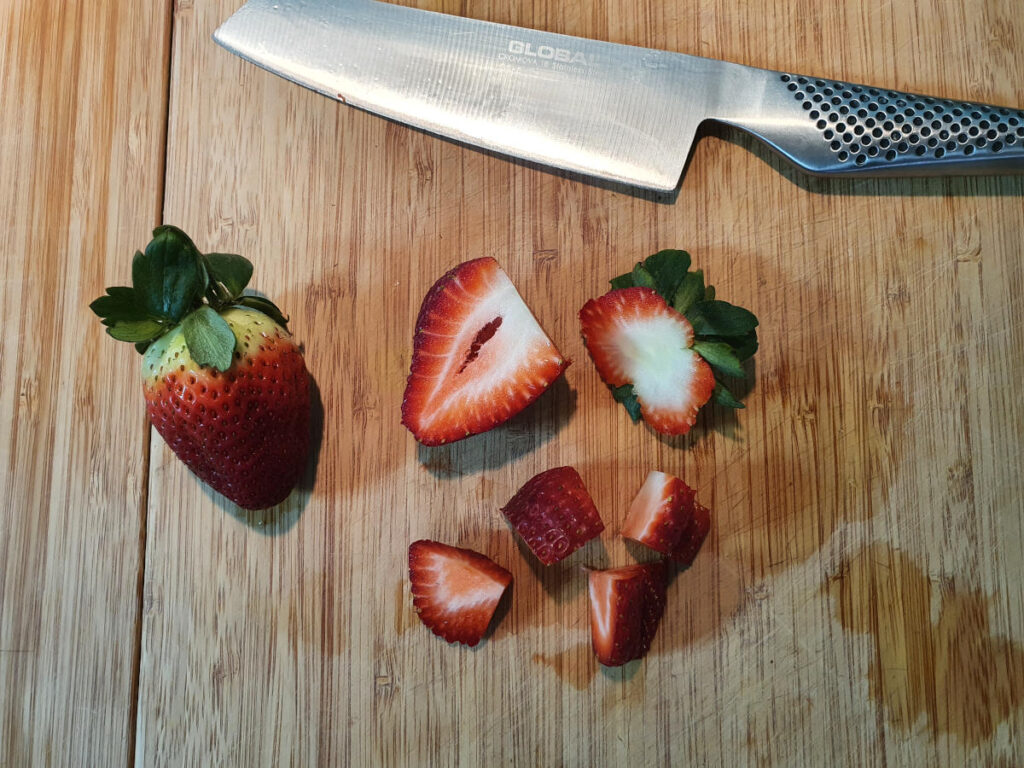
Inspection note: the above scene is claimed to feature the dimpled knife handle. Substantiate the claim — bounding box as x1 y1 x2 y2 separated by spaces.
732 70 1024 176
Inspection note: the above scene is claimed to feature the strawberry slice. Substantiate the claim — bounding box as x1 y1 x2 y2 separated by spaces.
500 466 605 565
621 470 711 566
587 562 668 667
408 540 513 646
579 287 715 436
402 257 568 445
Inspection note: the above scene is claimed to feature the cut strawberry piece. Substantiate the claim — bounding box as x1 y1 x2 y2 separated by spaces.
402 257 568 445
672 500 711 566
579 287 715 435
501 466 605 565
408 540 513 646
621 470 711 566
587 562 668 667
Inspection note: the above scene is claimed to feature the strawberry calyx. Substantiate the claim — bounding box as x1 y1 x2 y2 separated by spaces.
604 249 758 417
89 225 289 371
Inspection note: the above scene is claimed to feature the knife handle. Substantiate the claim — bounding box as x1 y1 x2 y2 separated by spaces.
721 70 1024 176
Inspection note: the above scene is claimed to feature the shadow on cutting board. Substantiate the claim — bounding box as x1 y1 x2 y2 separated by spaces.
416 377 577 478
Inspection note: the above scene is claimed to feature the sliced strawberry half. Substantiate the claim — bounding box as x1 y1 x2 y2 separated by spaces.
408 540 513 646
402 257 568 445
621 470 710 565
501 466 605 565
579 287 715 435
587 562 668 667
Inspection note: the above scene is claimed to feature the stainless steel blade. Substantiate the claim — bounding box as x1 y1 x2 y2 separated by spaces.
214 0 1024 190
214 0 736 191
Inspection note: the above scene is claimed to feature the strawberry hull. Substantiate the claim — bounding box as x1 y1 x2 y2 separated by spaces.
143 309 310 510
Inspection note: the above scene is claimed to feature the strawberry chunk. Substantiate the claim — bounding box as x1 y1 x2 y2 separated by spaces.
402 257 568 445
587 562 668 667
673 500 711 566
579 287 714 435
621 470 711 566
408 540 513 646
501 466 605 565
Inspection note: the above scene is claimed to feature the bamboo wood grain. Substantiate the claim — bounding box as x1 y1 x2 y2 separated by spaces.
134 1 1024 765
0 1 171 764
3 0 1023 765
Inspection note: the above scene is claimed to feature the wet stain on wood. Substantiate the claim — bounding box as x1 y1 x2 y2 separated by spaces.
828 543 1024 745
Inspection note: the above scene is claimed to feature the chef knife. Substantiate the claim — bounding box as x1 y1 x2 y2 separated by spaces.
214 0 1024 191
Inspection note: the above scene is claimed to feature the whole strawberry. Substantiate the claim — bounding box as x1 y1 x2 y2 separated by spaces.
90 226 310 509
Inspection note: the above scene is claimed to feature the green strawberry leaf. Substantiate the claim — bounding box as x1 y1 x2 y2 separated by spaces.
704 284 715 301
132 227 206 323
89 286 152 326
236 295 289 330
728 329 759 361
692 341 746 378
106 318 165 343
205 252 254 301
181 306 236 372
672 270 705 315
611 384 643 423
713 381 746 409
642 249 690 300
134 341 152 355
687 300 759 338
697 330 759 362
631 263 657 289
609 271 634 290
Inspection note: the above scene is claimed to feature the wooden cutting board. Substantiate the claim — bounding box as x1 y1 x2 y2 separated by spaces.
2 0 1022 765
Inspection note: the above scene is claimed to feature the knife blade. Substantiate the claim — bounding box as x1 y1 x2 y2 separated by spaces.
214 0 1024 191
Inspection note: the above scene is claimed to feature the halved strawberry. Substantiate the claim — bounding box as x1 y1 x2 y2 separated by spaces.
501 466 605 565
408 540 513 646
621 470 711 566
402 258 568 445
579 287 715 435
587 562 668 667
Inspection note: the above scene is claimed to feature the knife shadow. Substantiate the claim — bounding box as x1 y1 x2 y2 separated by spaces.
701 121 1024 197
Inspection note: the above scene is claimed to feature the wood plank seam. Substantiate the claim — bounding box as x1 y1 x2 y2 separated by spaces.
126 2 176 766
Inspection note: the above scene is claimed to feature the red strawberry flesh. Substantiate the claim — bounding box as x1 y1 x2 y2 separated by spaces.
409 540 513 646
621 470 711 565
143 308 310 510
501 466 605 565
402 257 568 445
579 287 714 435
587 562 668 667
672 500 711 566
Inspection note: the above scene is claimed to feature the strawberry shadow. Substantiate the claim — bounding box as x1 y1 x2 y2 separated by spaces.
600 659 643 681
417 377 577 477
513 531 609 610
198 482 302 534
